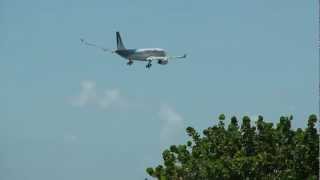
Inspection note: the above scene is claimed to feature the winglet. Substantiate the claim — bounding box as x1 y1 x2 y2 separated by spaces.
177 54 187 59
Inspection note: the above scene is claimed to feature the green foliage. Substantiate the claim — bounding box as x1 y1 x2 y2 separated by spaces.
146 114 319 180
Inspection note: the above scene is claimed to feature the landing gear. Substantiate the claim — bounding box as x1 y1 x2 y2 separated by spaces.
146 61 152 69
127 60 133 66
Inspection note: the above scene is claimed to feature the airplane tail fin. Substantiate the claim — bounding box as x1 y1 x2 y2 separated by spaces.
116 32 126 50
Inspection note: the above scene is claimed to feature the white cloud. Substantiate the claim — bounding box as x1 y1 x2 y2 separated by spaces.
70 82 186 149
71 81 97 107
99 89 122 109
159 104 185 149
64 134 78 142
70 80 126 110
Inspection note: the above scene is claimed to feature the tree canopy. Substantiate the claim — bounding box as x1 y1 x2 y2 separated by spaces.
146 114 319 180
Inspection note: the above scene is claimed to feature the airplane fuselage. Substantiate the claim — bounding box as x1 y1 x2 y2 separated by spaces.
115 48 166 61
81 32 186 68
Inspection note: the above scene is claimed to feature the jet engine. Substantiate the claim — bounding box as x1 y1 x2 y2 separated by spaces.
158 60 168 65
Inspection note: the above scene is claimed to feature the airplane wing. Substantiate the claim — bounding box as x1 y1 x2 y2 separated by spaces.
80 38 114 53
146 54 187 66
168 54 187 59
146 54 187 61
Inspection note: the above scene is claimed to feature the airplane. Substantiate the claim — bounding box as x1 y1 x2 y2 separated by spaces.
81 32 187 69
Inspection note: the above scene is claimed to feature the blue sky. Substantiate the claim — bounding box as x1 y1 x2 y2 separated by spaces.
0 0 318 179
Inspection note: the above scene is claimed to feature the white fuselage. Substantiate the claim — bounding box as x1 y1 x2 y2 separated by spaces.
115 48 167 61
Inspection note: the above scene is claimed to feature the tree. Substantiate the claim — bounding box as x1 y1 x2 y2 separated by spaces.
146 114 319 180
